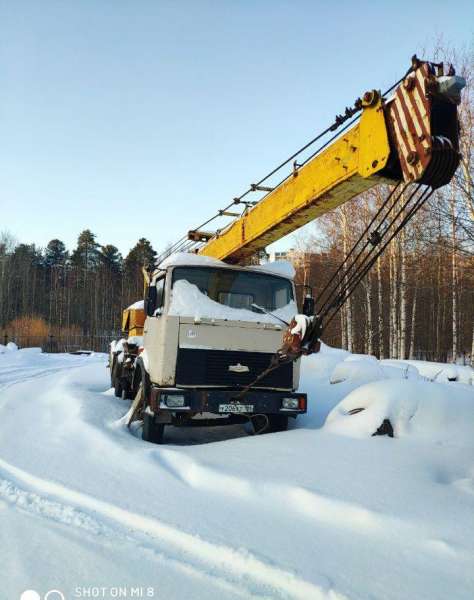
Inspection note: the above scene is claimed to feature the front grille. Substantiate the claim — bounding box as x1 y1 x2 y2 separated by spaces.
175 348 293 389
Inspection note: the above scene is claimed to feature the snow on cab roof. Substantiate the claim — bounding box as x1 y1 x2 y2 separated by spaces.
158 252 224 270
156 252 295 279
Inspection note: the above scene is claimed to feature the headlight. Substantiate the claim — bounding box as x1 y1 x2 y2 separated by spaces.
164 395 186 408
282 398 299 409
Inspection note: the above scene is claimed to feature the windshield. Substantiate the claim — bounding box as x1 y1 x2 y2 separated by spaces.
172 267 294 312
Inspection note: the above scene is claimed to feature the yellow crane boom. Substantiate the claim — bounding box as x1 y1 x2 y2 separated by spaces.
197 57 463 264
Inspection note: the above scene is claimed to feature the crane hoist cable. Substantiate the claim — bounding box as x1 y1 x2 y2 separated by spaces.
314 182 403 312
155 66 415 267
317 184 417 319
320 185 435 329
158 112 363 263
234 182 436 401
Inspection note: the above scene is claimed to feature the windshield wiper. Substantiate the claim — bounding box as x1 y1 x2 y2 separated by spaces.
251 303 289 326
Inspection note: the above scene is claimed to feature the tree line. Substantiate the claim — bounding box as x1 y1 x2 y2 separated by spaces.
291 45 473 363
1 44 472 360
0 230 156 347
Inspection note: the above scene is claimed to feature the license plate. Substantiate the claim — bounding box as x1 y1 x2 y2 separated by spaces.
218 403 254 414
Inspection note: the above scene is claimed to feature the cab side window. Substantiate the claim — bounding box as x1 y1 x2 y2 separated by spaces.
155 277 165 310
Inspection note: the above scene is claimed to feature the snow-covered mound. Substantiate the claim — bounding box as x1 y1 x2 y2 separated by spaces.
0 342 19 353
1 345 474 599
329 358 422 385
325 379 474 444
382 359 473 385
299 342 350 378
298 343 473 429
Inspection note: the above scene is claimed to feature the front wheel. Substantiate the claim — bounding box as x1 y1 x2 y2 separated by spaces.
267 415 288 432
142 412 165 444
114 377 123 398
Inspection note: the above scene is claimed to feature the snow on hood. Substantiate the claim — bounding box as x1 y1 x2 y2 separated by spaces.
169 279 297 324
126 300 144 310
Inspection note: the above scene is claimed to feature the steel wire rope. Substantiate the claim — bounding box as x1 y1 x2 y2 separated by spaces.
318 183 423 318
322 186 435 328
156 67 413 266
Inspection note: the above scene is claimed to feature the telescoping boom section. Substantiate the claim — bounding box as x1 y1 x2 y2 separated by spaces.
198 58 464 264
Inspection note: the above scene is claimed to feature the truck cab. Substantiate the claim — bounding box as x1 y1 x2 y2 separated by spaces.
134 254 307 443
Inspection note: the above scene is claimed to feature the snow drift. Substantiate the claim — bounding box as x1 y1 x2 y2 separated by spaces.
325 378 474 444
1 345 473 600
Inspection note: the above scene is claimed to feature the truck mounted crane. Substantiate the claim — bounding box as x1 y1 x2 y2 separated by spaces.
111 56 465 443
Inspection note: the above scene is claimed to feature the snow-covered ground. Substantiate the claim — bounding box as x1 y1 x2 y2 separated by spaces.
1 344 473 600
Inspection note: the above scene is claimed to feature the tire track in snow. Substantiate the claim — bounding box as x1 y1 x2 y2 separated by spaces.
156 448 467 556
0 365 72 392
0 478 258 600
157 449 397 534
0 457 346 600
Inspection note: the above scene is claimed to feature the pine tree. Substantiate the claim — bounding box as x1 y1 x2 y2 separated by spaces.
123 238 156 304
44 239 68 267
71 230 100 271
100 245 123 272
124 238 156 270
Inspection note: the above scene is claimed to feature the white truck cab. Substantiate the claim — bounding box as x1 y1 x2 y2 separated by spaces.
134 254 307 443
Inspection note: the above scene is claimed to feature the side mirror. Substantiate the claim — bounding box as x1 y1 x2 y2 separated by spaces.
145 286 157 317
302 294 315 317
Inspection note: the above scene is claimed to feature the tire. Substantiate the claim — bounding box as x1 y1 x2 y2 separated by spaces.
142 412 165 444
121 387 132 400
109 356 116 387
111 361 123 397
267 415 288 433
114 375 123 398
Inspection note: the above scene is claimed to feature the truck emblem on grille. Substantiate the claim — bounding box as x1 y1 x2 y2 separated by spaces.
228 363 249 373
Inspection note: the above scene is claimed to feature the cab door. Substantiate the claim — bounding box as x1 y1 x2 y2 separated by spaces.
143 274 179 386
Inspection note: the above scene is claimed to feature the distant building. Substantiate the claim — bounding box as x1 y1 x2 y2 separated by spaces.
267 250 293 263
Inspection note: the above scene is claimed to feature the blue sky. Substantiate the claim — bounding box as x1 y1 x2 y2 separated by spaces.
1 0 472 257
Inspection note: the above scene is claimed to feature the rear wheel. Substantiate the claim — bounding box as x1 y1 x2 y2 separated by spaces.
142 412 165 444
111 359 123 397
